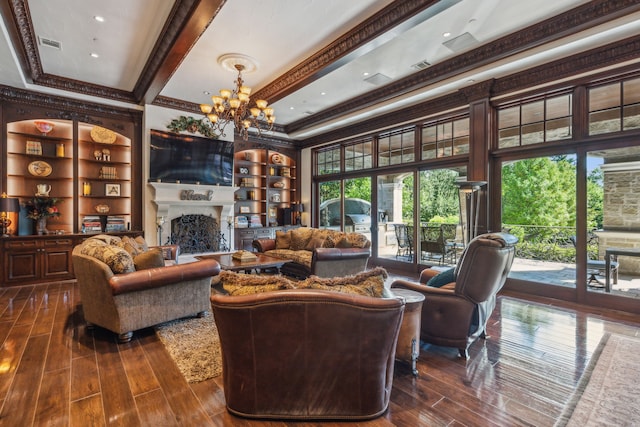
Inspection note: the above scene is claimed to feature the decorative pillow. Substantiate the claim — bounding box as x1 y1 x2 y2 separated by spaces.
121 236 145 256
159 246 174 260
298 267 388 297
133 248 165 271
134 235 149 252
88 234 123 247
426 268 456 288
335 237 352 248
345 232 370 248
219 270 297 296
305 236 326 250
80 240 135 274
321 230 340 248
275 230 291 249
290 227 314 251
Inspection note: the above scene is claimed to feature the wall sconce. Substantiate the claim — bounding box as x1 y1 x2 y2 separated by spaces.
455 181 486 246
156 216 166 245
0 193 20 237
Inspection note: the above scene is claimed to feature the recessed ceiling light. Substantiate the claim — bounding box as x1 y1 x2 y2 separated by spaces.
94 15 105 23
90 52 99 58
203 90 211 95
443 32 451 37
363 72 370 76
289 107 295 110
320 92 326 96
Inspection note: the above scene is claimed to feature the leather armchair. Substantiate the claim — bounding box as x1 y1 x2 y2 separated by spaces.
391 232 518 358
210 289 405 420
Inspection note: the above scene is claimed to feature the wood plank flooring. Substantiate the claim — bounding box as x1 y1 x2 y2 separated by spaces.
0 281 639 426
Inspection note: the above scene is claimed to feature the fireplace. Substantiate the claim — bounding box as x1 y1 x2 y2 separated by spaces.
170 214 228 253
149 182 236 253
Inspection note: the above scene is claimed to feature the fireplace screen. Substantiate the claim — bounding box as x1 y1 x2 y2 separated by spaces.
170 214 227 253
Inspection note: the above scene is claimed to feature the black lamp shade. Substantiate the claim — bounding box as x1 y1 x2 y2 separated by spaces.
0 197 20 213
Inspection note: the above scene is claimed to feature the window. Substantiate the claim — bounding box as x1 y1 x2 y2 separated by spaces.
421 117 469 159
344 139 373 171
316 146 341 175
589 77 640 135
378 128 415 166
498 93 572 148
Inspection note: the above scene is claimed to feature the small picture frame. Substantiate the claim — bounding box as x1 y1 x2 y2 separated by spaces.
239 206 250 213
105 183 121 197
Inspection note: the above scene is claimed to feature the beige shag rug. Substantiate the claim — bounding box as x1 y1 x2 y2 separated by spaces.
556 333 640 426
154 311 222 383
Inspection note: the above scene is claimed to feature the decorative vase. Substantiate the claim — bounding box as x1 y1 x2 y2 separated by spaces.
36 217 49 235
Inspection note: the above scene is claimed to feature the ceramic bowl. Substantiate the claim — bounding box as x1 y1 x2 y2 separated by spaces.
34 120 55 135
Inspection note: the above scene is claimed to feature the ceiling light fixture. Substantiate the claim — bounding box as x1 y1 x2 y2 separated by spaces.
90 52 99 58
199 54 275 141
94 16 105 22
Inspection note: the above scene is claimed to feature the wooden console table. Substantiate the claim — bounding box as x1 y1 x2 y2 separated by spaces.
605 247 640 292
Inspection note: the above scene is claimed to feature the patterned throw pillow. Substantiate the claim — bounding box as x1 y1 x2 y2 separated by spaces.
80 239 135 274
305 236 326 250
275 230 291 249
290 227 314 251
219 270 297 296
122 236 145 256
298 267 388 297
345 232 370 248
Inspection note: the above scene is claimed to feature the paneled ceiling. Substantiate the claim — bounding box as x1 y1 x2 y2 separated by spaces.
1 0 639 144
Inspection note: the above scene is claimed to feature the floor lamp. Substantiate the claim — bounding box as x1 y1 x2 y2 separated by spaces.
455 181 486 246
1 193 20 237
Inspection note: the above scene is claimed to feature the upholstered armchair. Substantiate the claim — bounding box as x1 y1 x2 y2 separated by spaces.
210 289 405 420
391 232 518 358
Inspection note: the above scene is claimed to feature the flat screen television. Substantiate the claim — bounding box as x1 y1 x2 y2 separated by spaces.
149 129 234 186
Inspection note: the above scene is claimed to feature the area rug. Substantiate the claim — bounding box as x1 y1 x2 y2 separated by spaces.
555 333 640 426
154 311 222 383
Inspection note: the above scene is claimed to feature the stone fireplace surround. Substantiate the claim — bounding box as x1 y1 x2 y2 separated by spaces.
149 182 237 252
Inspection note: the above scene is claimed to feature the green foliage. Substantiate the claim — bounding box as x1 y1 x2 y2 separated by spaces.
502 157 576 227
344 178 371 201
167 116 219 139
587 167 603 229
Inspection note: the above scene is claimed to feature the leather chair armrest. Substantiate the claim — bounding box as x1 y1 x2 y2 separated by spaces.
391 279 454 295
419 268 440 284
108 259 220 295
313 247 370 261
253 239 276 252
150 244 180 261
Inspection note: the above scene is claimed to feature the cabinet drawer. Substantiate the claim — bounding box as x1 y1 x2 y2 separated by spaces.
43 239 73 247
238 229 256 238
5 240 38 249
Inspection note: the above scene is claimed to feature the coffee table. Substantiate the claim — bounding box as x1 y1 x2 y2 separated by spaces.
196 252 288 273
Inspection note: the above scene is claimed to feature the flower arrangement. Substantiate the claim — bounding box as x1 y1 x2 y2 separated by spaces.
25 197 62 220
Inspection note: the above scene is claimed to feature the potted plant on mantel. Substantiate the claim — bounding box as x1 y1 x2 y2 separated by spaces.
25 196 62 235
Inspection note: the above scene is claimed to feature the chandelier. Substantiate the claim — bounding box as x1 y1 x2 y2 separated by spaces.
199 56 276 141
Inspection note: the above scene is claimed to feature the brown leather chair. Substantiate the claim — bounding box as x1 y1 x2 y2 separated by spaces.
391 232 518 358
210 290 405 420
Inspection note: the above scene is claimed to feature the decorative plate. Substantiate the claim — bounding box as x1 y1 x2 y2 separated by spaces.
90 126 117 144
271 153 283 164
33 120 55 135
95 204 110 213
28 160 53 177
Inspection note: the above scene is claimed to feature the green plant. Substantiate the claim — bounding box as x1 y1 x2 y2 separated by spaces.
166 116 218 139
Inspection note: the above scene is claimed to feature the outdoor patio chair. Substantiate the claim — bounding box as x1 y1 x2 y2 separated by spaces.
570 235 619 288
420 224 455 265
394 223 413 260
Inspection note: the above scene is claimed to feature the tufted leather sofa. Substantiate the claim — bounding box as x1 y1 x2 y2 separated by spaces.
210 289 405 420
72 236 220 342
252 227 371 279
391 232 518 358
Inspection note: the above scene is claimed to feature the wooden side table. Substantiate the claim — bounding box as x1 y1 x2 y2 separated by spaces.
392 288 425 376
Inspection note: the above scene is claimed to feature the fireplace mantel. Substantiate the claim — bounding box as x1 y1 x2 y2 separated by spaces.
149 182 237 248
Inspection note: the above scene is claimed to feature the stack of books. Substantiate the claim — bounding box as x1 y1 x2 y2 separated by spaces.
105 216 126 232
235 216 248 228
249 214 262 228
82 216 102 233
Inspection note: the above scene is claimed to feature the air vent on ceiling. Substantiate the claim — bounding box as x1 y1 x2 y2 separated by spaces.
442 32 478 53
364 73 392 86
38 36 62 50
411 60 431 70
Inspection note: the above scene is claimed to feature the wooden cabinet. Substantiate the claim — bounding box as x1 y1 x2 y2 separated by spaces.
3 236 74 286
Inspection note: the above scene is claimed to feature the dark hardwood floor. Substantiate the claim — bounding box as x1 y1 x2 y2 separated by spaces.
1 281 639 426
